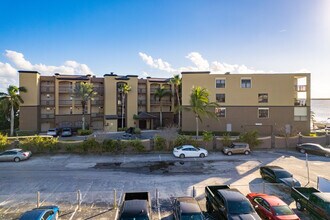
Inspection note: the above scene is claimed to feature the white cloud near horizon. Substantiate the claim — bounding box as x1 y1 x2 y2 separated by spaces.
139 51 266 74
0 50 94 92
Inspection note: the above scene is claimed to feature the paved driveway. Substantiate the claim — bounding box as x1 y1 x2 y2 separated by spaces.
0 150 329 219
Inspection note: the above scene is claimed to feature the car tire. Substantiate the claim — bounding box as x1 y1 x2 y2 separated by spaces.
227 151 232 156
14 157 20 162
179 154 185 159
300 149 305 154
296 201 304 211
200 153 205 158
244 150 250 155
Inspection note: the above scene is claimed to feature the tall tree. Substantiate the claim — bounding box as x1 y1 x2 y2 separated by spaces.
154 86 172 128
73 82 97 130
0 85 27 136
170 74 182 128
118 83 131 129
185 86 219 137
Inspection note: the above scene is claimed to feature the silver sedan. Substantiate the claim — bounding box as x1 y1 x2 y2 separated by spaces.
0 148 32 162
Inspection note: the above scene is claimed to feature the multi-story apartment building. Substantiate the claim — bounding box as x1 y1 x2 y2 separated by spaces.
19 71 175 132
181 71 311 135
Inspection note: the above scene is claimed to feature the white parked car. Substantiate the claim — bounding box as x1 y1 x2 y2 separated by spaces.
47 128 59 137
173 145 208 159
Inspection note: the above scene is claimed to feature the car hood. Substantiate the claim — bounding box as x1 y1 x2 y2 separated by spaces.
229 213 261 220
279 177 301 187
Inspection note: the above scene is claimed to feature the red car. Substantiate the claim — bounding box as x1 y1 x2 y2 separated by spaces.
246 193 300 220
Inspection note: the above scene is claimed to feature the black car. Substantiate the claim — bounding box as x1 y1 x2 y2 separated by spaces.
173 197 205 220
296 143 330 157
260 166 301 187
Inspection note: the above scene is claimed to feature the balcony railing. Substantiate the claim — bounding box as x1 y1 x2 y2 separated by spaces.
59 86 73 93
93 87 104 93
59 100 73 105
150 100 172 105
91 113 104 118
40 100 55 106
40 86 55 93
138 100 147 105
138 88 147 93
41 114 55 119
91 100 104 105
294 85 307 92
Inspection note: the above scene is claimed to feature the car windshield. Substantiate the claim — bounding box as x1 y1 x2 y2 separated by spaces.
181 213 204 220
63 129 70 131
48 129 55 132
228 200 254 214
273 205 294 216
275 171 292 178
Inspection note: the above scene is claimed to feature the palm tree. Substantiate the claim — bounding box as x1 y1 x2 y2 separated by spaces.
0 85 27 136
154 86 172 128
170 74 182 128
73 82 97 130
185 86 219 137
118 83 131 129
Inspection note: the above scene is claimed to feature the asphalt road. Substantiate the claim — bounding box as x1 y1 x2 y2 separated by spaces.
0 150 329 220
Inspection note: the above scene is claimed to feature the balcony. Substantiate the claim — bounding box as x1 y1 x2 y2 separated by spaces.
150 100 172 105
41 86 55 93
59 100 73 106
91 113 104 118
138 100 147 105
294 85 307 92
138 88 147 93
40 100 55 106
41 114 55 119
93 87 104 93
91 100 104 105
59 86 73 93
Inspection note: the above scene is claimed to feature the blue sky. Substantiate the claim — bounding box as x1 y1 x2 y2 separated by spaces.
0 0 329 97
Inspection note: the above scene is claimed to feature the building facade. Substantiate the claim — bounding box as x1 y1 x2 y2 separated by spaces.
181 71 311 135
19 71 175 132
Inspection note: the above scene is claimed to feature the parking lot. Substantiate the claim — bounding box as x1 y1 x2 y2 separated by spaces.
0 150 329 219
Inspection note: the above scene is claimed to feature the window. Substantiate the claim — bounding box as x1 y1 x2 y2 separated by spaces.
216 94 225 103
294 107 307 121
241 79 251 88
258 93 268 103
258 108 269 118
216 79 226 88
215 108 226 117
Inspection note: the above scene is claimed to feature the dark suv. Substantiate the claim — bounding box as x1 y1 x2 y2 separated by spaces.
260 166 301 187
173 197 205 220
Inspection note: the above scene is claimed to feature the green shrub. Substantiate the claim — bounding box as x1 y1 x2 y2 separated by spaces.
20 135 59 153
15 130 38 136
179 130 240 136
134 127 141 134
78 129 93 136
174 135 197 147
221 134 233 147
103 139 125 153
154 135 166 151
81 138 101 153
202 131 213 142
238 130 261 148
117 127 127 132
126 139 145 152
0 134 9 151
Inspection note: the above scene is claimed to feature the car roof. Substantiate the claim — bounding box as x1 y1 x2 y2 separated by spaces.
232 142 248 145
218 189 246 201
261 165 284 171
176 197 201 213
34 205 58 211
20 209 46 220
301 143 323 147
255 194 287 206
182 145 194 148
121 200 149 216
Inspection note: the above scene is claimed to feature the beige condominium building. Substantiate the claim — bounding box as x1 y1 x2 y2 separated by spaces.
19 71 175 132
181 71 311 135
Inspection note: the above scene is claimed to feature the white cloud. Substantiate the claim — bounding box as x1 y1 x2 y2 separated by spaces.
138 52 175 73
185 52 209 70
0 61 19 92
4 50 93 75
